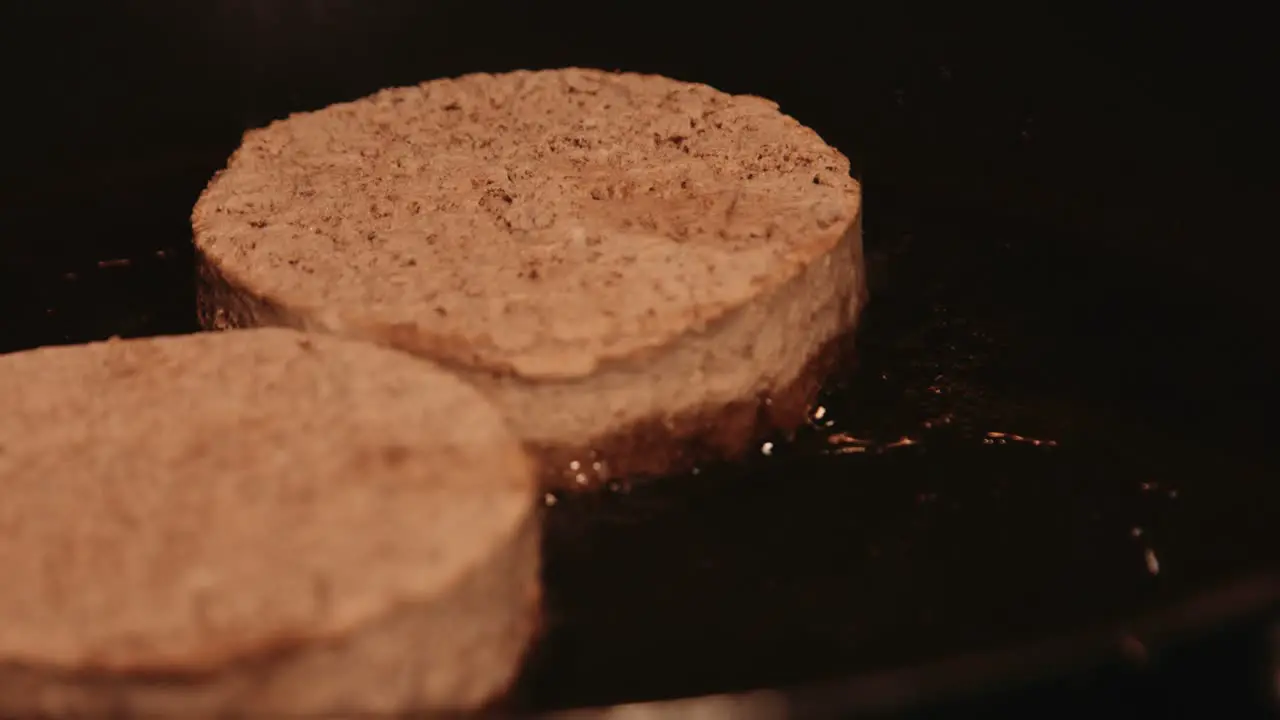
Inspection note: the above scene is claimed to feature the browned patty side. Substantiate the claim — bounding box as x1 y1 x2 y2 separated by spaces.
196 247 862 490
532 326 857 490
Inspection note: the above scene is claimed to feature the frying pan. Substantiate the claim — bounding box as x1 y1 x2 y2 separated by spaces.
2 3 1277 716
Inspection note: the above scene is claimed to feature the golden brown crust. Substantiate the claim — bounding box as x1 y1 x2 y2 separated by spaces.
533 315 857 491
196 247 860 492
194 247 295 332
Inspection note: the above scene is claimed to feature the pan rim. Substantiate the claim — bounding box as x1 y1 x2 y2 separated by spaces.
533 571 1280 718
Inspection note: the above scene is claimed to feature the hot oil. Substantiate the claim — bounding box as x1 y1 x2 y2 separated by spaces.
4 190 1275 715
521 196 1280 711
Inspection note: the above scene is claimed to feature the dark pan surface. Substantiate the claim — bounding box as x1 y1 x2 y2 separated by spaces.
520 191 1280 710
3 182 1275 714
1 3 1277 716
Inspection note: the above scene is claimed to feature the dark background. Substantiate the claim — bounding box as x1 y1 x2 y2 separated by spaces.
1 4 1275 272
0 3 1276 717
1 3 1276 385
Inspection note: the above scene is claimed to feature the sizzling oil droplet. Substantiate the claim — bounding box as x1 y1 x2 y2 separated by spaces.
559 455 611 486
813 398 1062 457
985 431 1058 447
823 433 922 455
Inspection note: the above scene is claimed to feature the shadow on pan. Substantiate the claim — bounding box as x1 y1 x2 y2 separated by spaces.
1 3 1277 717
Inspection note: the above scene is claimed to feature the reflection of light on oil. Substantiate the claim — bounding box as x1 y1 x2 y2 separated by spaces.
984 431 1058 447
761 442 774 456
824 433 918 455
1144 548 1160 575
1131 528 1160 575
543 493 558 507
809 404 835 428
825 432 869 455
559 456 611 486
828 433 868 446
